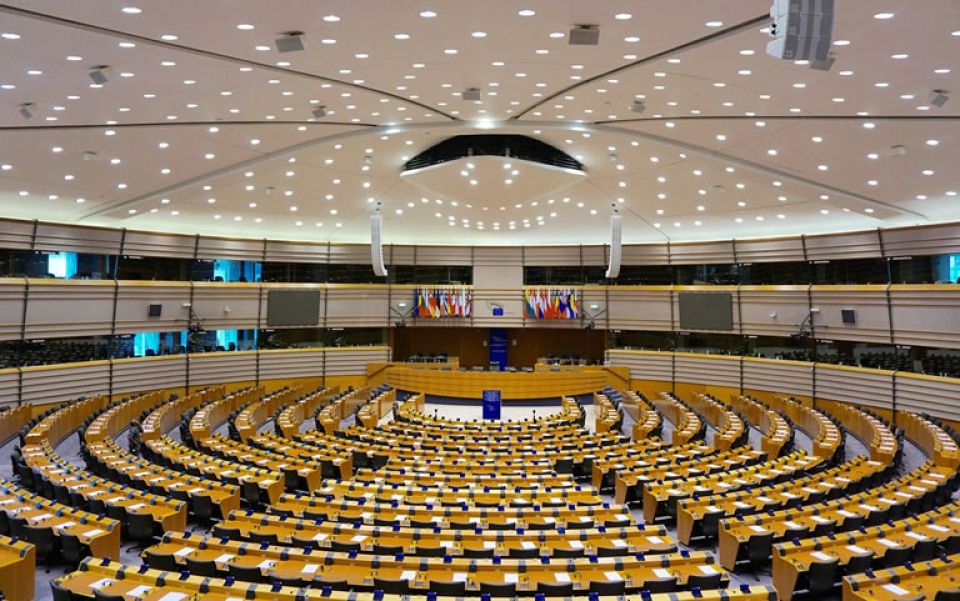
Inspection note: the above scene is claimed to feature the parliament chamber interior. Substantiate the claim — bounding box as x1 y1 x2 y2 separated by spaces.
1 1 960 600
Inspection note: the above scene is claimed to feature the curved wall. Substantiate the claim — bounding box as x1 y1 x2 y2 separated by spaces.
0 346 390 407
607 349 960 423
4 280 960 349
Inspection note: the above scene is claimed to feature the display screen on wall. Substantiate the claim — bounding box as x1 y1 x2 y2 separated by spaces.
266 290 321 326
524 288 580 320
414 287 473 318
678 291 733 331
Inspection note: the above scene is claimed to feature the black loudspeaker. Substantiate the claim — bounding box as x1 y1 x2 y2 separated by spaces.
148 304 162 318
841 309 856 325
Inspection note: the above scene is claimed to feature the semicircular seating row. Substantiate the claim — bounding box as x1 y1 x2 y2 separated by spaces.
0 372 958 601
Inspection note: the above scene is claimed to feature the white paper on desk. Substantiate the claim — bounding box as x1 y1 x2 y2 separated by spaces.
877 538 898 548
503 573 519 584
483 541 497 549
611 539 627 548
54 521 76 530
257 560 275 569
929 525 950 533
440 541 454 548
84 529 105 537
699 566 719 575
521 541 536 550
126 585 152 597
749 525 767 533
554 573 571 583
569 540 584 549
646 536 663 544
400 570 417 581
847 545 870 555
905 531 928 540
811 551 832 561
89 579 113 590
810 516 830 524
653 568 672 579
882 584 910 596
543 517 555 524
312 533 328 541
302 564 320 575
351 535 367 543
158 593 188 601
604 571 623 582
32 513 53 521
173 547 195 557
452 573 468 583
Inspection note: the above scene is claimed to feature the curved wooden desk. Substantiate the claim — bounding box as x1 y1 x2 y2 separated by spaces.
385 366 610 400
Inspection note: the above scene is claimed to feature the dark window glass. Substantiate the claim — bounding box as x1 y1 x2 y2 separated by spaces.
612 265 673 285
810 258 889 284
739 262 810 285
117 256 190 281
674 264 740 285
259 327 386 349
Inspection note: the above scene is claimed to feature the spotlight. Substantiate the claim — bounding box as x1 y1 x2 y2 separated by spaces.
275 31 306 53
630 100 646 114
89 65 112 85
931 89 950 108
312 105 327 119
569 25 600 46
18 103 34 120
462 87 482 101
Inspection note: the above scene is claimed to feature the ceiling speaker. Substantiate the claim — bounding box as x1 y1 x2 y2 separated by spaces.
931 91 949 108
462 88 482 101
605 213 622 279
371 213 388 277
569 25 599 46
89 66 112 85
312 106 327 119
275 32 306 53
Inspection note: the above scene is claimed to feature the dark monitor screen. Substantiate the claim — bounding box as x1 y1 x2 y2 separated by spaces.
267 290 321 326
678 291 734 331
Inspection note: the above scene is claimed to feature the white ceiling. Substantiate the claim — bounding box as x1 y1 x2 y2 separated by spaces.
0 0 957 245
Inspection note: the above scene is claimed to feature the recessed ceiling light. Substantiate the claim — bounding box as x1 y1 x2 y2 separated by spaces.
394 33 410 40
705 20 723 27
891 53 909 60
1 32 21 40
121 6 142 14
419 10 437 18
236 23 255 30
323 14 340 22
615 13 632 20
472 31 487 38
926 139 940 146
873 12 895 19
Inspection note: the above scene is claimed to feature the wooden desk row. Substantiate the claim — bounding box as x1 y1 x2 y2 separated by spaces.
625 391 662 441
246 432 354 480
82 390 242 519
350 466 577 490
55 558 778 601
0 533 33 601
0 481 120 560
140 386 226 442
142 436 285 506
270 493 637 530
898 411 960 469
773 500 960 599
819 399 899 464
147 531 730 593
730 396 792 459
653 394 703 447
275 386 342 438
770 395 843 460
675 455 887 545
594 393 622 434
393 396 585 434
843 553 960 601
188 385 268 441
613 446 767 505
21 396 188 533
688 394 746 452
717 461 957 571
316 387 372 434
235 385 324 443
357 389 399 429
218 510 677 557
641 450 826 522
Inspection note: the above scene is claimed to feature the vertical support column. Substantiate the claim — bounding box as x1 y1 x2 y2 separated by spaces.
254 238 267 386
185 234 200 397
107 228 127 398
16 220 39 405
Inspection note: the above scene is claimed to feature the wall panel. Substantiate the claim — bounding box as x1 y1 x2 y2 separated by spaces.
112 356 186 395
115 282 191 335
742 358 812 398
24 280 116 339
328 244 371 264
415 246 473 266
122 230 196 259
895 373 960 422
325 347 391 376
735 237 806 264
890 285 960 349
606 287 673 331
0 279 25 341
675 353 739 388
670 241 736 265
0 219 36 251
621 243 670 266
816 364 893 411
605 350 673 382
805 230 881 261
34 223 121 255
882 223 960 257
197 237 264 261
0 369 18 405
189 352 257 386
810 286 890 344
264 240 330 264
192 283 261 330
324 286 387 328
738 285 810 337
21 361 110 405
